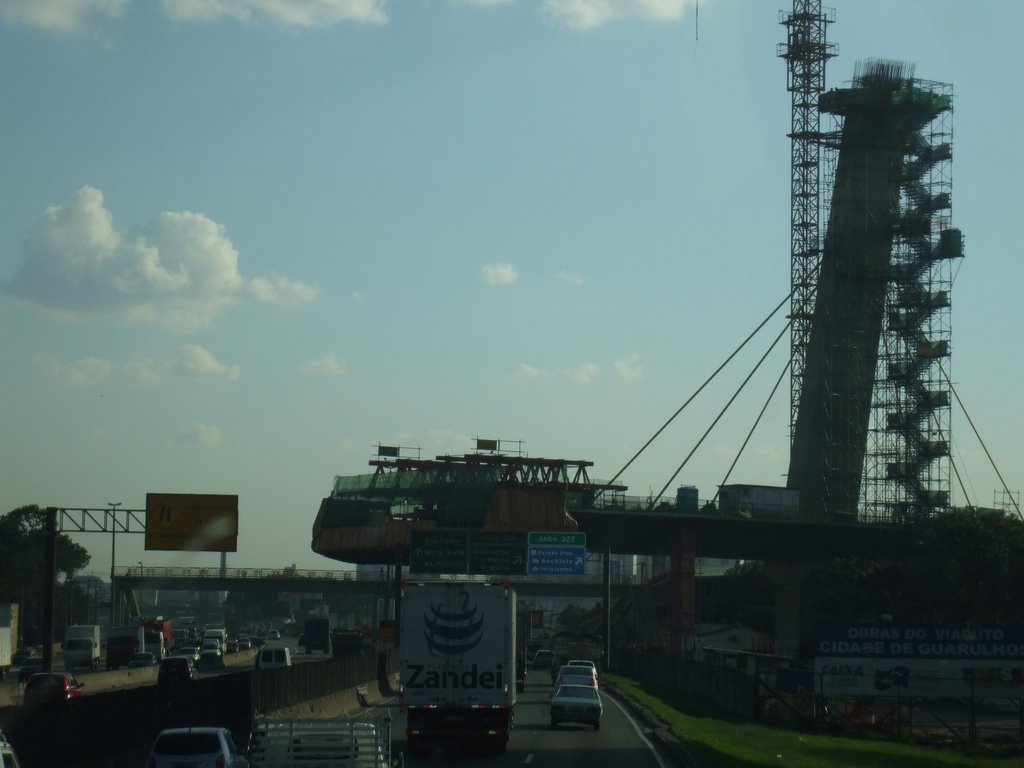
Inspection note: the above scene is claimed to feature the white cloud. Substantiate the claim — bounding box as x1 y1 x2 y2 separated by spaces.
175 422 224 447
305 353 346 376
614 354 644 381
35 354 112 387
559 362 600 383
159 0 389 27
482 263 519 286
174 345 241 380
1 0 127 34
248 276 318 305
351 291 364 303
518 363 544 378
556 270 585 286
452 0 513 6
518 362 598 382
542 0 689 30
127 359 165 387
2 186 315 332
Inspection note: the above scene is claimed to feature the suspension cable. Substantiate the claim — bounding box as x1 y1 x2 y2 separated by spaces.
596 291 792 498
713 357 791 503
649 319 792 508
939 361 1021 519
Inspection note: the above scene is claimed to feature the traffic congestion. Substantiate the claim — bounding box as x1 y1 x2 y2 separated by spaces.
0 607 662 768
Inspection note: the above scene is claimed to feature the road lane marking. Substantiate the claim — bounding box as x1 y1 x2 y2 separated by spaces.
525 754 535 764
602 690 669 768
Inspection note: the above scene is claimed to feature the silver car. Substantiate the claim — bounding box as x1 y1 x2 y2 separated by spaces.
147 726 248 767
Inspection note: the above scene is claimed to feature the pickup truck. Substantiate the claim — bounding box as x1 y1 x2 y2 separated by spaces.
248 717 403 768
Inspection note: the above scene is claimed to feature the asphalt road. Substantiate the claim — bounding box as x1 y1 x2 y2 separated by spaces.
364 669 668 768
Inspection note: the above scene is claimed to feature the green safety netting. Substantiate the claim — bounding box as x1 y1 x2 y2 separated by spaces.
325 465 529 528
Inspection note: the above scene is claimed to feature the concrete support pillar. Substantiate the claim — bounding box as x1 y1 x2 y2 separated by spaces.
669 524 696 657
766 561 813 659
602 545 611 671
393 548 403 650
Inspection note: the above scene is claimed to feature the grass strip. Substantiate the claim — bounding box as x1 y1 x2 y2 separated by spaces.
603 672 1019 768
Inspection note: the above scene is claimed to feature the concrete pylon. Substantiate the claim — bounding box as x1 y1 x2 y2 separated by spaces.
766 560 814 659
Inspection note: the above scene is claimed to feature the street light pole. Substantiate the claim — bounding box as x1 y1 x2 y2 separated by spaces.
108 502 121 628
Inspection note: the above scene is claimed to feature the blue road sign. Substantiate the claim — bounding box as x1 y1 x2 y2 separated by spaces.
527 545 586 576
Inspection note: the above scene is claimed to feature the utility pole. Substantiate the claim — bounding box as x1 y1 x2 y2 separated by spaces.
42 507 58 672
108 502 121 627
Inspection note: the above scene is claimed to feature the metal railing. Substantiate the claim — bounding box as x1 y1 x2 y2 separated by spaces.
117 565 640 586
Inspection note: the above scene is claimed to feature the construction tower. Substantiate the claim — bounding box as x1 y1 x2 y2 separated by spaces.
786 60 962 521
778 1 835 445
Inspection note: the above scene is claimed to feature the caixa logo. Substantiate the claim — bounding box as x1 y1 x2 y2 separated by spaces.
424 591 485 655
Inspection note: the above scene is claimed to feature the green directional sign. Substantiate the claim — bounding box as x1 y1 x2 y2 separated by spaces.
411 530 584 575
468 531 527 576
528 531 586 547
409 530 468 574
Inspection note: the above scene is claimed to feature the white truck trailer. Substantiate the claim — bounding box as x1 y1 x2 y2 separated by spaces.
0 604 18 681
400 582 517 755
0 627 10 682
63 624 102 670
248 717 402 768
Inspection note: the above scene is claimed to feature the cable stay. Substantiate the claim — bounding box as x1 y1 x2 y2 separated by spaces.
595 291 792 500
713 357 792 504
938 361 1022 520
648 319 793 510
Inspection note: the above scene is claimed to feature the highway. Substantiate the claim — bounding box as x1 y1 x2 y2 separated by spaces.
361 668 666 768
0 643 321 707
3 658 668 767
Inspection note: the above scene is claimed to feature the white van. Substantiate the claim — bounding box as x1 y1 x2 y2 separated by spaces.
202 627 228 652
255 646 292 670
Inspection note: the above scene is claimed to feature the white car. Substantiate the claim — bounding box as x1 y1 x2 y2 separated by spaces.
147 726 248 767
255 646 292 670
567 659 599 680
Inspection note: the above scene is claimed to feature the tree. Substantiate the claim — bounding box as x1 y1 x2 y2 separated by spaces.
0 506 92 644
804 508 1024 625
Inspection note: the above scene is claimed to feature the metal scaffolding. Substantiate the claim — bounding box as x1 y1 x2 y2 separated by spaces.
861 79 960 523
778 1 835 445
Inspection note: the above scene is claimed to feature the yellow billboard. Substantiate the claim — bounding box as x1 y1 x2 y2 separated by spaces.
145 492 239 552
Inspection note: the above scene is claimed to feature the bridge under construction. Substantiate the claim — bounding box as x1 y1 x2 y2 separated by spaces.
307 2 968 659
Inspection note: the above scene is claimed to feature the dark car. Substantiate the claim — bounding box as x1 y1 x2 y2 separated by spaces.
158 656 197 685
23 672 85 705
532 649 555 670
128 651 159 668
17 657 44 683
12 648 36 667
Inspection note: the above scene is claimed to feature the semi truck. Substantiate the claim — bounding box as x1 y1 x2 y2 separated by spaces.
0 604 18 681
63 624 101 670
106 626 145 670
143 617 173 659
303 617 332 655
331 628 364 658
400 582 517 755
0 626 10 682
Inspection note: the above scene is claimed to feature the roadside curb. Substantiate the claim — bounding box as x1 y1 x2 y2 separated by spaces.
603 681 699 768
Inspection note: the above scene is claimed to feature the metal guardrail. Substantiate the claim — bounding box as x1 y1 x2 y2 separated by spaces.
116 565 639 586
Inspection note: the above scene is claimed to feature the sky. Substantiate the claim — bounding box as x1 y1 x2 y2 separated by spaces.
1 0 1021 577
